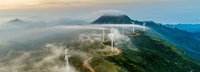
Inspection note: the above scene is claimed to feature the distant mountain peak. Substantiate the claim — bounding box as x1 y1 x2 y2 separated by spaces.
91 14 133 24
8 18 24 23
10 18 23 22
101 13 127 16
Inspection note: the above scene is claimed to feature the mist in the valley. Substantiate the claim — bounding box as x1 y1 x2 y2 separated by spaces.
0 14 147 72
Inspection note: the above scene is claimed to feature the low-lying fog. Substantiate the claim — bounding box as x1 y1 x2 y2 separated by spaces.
0 20 146 72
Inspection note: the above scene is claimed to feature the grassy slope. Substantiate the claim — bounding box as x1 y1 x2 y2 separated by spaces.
104 34 200 72
68 33 200 72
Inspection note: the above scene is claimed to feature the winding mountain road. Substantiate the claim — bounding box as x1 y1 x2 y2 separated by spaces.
83 57 95 72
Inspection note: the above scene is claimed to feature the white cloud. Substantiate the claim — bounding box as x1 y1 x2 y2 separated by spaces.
0 44 78 72
108 28 130 46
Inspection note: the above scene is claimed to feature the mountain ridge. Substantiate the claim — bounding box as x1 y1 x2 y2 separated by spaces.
91 14 200 62
7 18 25 24
92 15 133 24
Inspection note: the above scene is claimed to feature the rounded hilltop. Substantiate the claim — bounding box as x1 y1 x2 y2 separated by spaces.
91 14 133 24
7 18 24 24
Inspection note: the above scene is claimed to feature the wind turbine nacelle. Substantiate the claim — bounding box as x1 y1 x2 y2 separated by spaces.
65 54 71 59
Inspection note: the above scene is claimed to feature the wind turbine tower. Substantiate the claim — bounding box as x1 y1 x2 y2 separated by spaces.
110 28 114 52
65 49 70 72
132 21 135 33
143 22 146 31
102 28 105 42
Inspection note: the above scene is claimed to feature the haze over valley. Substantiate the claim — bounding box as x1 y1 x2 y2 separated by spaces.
0 0 200 72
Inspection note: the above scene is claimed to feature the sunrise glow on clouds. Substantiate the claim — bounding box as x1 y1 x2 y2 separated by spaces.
0 0 109 9
0 0 95 9
0 0 153 9
0 0 199 24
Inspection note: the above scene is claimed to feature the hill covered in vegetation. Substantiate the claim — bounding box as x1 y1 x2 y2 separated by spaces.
67 31 200 72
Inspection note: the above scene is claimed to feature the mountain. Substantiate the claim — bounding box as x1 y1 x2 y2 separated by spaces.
1 18 51 30
105 34 200 72
133 21 200 61
164 24 200 33
92 15 133 24
7 18 25 24
93 15 200 61
67 32 200 72
1 15 200 72
87 15 200 71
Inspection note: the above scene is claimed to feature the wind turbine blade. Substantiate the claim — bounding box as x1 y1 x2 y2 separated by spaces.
111 28 114 52
103 28 105 42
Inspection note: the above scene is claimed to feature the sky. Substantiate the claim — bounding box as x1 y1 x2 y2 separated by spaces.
0 0 200 24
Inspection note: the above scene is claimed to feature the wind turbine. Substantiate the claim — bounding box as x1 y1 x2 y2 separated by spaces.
102 28 105 42
65 49 70 72
132 21 135 33
110 28 114 52
143 22 146 31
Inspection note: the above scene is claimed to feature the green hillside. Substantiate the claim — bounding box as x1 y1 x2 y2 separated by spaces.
68 32 200 72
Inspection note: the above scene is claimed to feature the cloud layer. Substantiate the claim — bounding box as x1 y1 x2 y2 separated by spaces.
0 0 171 9
0 43 77 72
